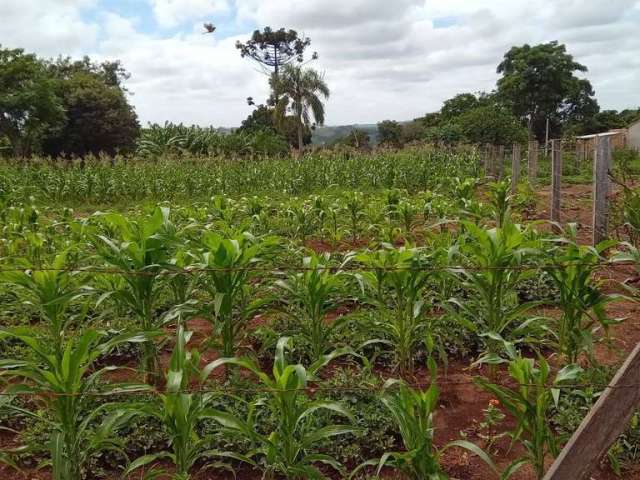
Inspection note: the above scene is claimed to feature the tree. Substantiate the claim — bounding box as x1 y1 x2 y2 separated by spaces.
456 105 527 145
271 65 329 152
440 93 482 121
332 128 370 149
238 103 311 148
496 41 599 140
42 70 140 157
236 27 315 76
377 120 403 147
0 46 65 157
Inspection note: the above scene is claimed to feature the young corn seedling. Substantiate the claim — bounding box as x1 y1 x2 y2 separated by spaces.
91 207 176 384
193 231 277 357
344 191 365 245
275 253 348 361
351 379 496 479
448 221 543 376
354 245 434 376
124 325 236 479
0 328 152 480
203 337 358 479
0 251 88 354
475 355 582 479
545 226 619 364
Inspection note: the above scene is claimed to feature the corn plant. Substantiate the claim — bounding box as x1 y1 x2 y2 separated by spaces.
448 221 543 373
275 253 347 361
193 231 277 357
124 325 236 479
0 327 152 480
354 245 434 375
488 179 512 228
91 207 176 383
344 191 365 245
544 228 618 364
476 355 582 479
0 251 88 353
351 379 496 479
203 337 358 479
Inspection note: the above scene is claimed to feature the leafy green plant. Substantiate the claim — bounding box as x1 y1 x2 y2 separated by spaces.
204 337 358 479
351 379 496 480
488 179 512 228
91 207 176 384
476 355 582 479
193 231 277 358
276 253 348 361
545 228 618 364
0 327 151 480
355 245 435 375
448 221 542 373
124 325 235 479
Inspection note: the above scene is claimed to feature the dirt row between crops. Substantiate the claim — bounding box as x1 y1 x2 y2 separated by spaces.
2 182 639 480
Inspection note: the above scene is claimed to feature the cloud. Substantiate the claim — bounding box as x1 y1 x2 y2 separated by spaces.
0 0 639 126
149 0 230 28
0 0 99 56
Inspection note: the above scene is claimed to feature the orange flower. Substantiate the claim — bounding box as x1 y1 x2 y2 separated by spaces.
489 398 500 406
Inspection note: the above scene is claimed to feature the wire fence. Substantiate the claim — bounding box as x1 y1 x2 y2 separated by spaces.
0 260 636 276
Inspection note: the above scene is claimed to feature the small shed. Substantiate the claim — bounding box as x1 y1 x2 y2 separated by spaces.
629 119 640 151
576 129 627 155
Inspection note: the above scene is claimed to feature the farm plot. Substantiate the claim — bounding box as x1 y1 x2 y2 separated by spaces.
1 151 640 480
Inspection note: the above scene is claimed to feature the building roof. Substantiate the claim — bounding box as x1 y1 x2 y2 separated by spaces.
576 129 626 140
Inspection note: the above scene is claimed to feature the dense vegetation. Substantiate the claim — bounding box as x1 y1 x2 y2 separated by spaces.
1 144 640 479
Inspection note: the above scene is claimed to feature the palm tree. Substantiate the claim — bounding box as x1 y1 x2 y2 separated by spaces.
271 64 330 152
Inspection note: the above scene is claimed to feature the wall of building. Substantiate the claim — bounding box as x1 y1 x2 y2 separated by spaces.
629 121 640 151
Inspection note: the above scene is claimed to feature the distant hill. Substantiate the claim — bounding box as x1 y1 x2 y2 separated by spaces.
311 124 380 145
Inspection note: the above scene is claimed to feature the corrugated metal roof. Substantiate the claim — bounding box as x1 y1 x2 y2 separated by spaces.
576 130 625 139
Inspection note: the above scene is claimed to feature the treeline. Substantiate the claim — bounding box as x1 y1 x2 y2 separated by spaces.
374 42 640 149
0 47 139 158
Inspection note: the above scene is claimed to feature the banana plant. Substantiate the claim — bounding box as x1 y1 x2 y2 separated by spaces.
124 325 238 479
275 253 347 361
544 226 619 364
448 221 543 375
203 337 358 479
91 206 176 383
475 355 582 479
192 231 277 357
354 245 434 375
351 379 496 479
0 327 152 480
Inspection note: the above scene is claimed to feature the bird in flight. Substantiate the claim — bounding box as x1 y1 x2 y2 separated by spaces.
203 23 216 34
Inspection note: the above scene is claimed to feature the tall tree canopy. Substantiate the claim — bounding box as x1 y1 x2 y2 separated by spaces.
377 120 403 147
0 46 65 157
42 69 139 157
271 65 329 151
496 41 599 140
236 27 315 76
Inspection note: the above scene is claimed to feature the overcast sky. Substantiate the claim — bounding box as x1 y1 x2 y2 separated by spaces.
2 0 639 127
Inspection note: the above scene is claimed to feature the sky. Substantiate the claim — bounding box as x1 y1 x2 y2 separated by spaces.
1 0 639 127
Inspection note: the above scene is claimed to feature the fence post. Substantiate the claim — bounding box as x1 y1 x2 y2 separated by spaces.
593 135 611 245
511 144 521 195
528 140 538 184
543 342 640 480
550 139 562 225
484 143 491 178
497 145 505 179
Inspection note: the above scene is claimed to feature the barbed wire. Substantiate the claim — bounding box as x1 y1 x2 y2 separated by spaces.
0 260 635 276
0 379 634 398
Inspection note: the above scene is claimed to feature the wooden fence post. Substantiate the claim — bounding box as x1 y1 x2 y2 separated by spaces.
484 144 492 178
550 139 562 224
528 140 538 184
511 144 521 195
497 145 505 179
593 135 611 245
544 342 640 480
